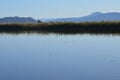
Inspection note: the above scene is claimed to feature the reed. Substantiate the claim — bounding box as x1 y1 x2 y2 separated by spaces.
0 22 120 34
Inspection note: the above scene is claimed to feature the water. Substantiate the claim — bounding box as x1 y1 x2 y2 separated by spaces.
0 33 120 80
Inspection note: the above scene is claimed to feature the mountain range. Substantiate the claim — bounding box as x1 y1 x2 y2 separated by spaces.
44 12 120 22
0 17 37 23
0 12 120 23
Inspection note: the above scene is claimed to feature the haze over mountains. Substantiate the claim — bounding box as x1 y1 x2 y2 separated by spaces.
0 17 37 23
44 12 120 22
0 12 120 23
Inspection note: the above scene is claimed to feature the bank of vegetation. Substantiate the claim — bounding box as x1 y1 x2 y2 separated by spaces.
0 22 120 34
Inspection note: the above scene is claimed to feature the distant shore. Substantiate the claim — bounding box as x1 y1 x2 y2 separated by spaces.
0 22 120 34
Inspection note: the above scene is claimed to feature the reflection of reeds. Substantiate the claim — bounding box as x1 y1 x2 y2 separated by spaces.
0 22 120 34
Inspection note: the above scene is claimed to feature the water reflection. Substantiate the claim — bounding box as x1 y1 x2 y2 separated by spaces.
1 30 120 36
0 33 120 80
1 31 120 37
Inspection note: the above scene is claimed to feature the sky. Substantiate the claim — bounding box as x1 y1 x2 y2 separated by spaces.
0 0 120 19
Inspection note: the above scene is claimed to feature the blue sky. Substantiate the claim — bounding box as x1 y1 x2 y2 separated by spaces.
0 0 120 18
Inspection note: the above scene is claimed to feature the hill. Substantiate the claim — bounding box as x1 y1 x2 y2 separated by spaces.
0 17 37 23
43 12 120 22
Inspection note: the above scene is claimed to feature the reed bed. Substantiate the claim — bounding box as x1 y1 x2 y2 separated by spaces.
0 22 120 34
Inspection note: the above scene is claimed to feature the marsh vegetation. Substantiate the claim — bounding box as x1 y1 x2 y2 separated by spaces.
0 22 120 34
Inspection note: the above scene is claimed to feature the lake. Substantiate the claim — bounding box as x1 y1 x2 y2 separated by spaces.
0 33 120 80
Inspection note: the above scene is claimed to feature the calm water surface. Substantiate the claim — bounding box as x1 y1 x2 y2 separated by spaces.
0 33 120 80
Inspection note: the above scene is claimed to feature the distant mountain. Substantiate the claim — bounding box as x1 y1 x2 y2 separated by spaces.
0 17 37 23
43 12 120 22
1 12 120 23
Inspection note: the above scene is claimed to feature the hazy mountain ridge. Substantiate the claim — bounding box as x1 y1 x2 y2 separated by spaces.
0 17 37 23
0 12 120 23
43 12 120 22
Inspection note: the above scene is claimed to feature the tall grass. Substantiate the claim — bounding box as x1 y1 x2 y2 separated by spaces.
0 22 120 34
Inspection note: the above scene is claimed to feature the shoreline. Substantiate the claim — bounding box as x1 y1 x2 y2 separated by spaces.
0 22 120 34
